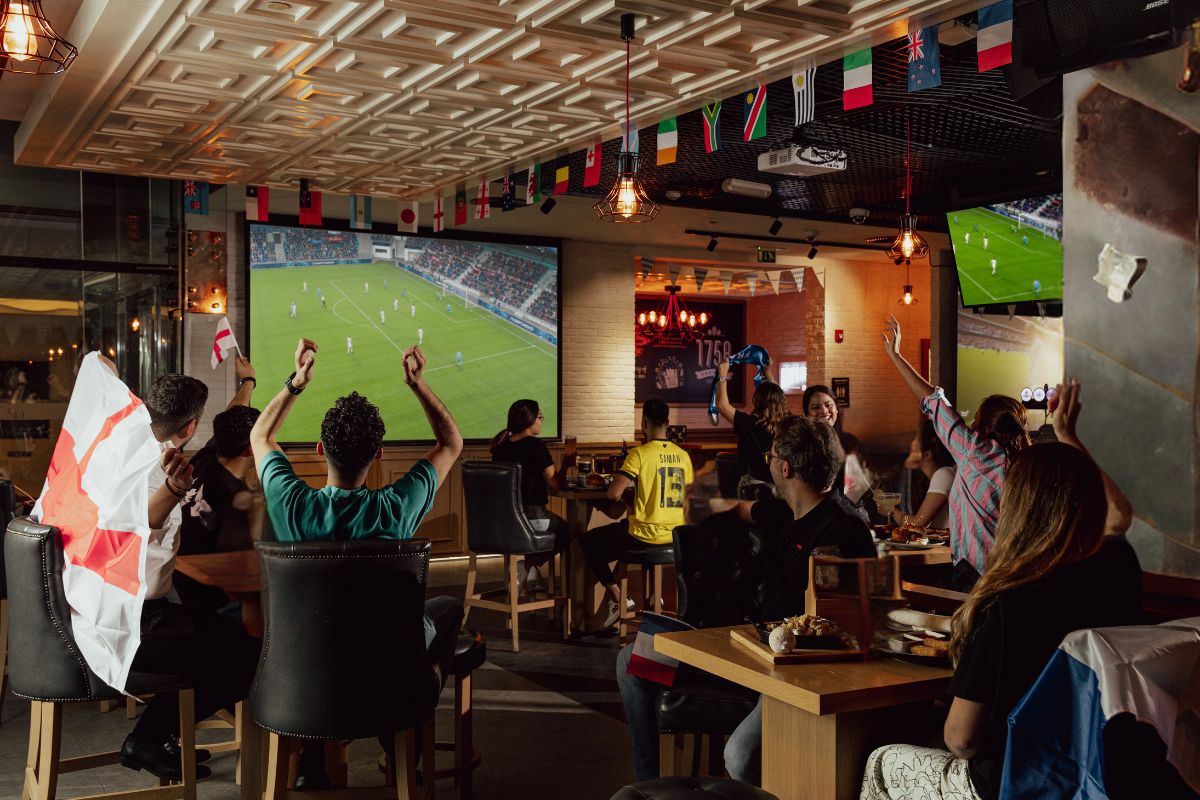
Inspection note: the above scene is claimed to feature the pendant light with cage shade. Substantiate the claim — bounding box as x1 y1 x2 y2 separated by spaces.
594 14 659 224
886 117 929 263
0 1 77 75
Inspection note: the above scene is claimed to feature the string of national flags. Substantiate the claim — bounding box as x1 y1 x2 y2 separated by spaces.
185 1 1012 230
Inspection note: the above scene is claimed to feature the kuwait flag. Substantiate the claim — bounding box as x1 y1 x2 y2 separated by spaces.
33 353 164 692
349 194 372 230
554 162 569 194
245 186 269 222
842 48 873 110
454 185 468 226
583 142 602 187
625 612 695 687
977 0 1013 72
398 201 418 233
701 102 721 153
210 316 239 368
743 86 766 141
527 162 541 204
656 117 678 165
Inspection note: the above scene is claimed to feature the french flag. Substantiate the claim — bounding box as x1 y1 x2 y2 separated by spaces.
625 612 694 687
1001 619 1200 799
977 0 1013 72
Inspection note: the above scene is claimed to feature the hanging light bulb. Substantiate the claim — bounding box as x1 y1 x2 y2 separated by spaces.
886 117 929 264
131 318 141 332
0 1 78 75
638 312 647 326
901 285 915 305
688 314 696 327
679 310 687 323
658 315 667 328
699 312 708 325
594 14 659 223
649 310 657 323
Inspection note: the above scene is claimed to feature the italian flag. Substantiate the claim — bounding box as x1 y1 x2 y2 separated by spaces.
842 48 873 110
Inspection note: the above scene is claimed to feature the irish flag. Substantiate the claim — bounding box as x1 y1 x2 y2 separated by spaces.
843 48 873 110
33 353 162 693
657 117 678 165
977 0 1013 72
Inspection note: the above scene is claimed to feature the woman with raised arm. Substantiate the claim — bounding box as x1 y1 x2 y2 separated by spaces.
882 315 1031 591
715 359 789 498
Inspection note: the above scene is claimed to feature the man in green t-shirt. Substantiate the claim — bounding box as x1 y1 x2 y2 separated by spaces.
250 338 464 789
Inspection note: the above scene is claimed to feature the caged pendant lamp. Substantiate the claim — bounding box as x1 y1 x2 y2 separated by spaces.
0 0 77 75
886 116 929 263
594 13 659 223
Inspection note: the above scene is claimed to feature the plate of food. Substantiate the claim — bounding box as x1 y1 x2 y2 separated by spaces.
885 525 950 548
873 630 952 666
732 614 862 665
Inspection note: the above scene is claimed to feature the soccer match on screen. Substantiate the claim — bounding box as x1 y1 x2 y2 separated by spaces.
948 193 1064 307
249 225 559 443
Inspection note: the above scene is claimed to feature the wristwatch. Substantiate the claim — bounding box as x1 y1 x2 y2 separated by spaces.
238 376 256 389
717 376 730 382
284 371 304 395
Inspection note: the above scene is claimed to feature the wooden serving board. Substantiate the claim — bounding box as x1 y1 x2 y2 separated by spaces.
729 626 862 665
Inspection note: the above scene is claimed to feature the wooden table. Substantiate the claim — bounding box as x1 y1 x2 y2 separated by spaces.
547 484 616 632
655 626 952 800
877 545 952 600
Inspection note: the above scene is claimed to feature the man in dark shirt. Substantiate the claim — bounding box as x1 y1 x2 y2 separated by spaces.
616 414 875 784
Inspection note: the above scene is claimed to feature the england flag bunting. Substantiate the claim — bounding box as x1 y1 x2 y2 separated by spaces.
33 353 165 693
433 194 445 233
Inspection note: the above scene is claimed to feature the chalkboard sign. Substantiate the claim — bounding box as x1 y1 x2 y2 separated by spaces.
635 296 746 405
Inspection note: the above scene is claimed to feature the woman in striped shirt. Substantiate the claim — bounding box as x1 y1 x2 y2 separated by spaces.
882 316 1031 591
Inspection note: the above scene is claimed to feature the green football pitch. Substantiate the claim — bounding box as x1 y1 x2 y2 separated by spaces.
249 260 558 443
949 207 1063 306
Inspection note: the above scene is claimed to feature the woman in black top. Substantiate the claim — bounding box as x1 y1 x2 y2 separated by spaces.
859 382 1137 800
714 359 787 498
491 399 568 586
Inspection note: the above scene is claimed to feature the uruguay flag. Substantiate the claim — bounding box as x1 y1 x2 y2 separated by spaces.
1001 619 1200 799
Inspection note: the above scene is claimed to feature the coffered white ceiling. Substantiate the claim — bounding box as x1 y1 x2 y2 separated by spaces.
13 0 991 198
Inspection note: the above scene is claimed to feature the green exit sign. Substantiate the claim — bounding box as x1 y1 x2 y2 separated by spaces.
757 248 776 264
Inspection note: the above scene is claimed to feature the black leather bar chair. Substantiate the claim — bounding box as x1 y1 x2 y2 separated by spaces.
0 478 14 715
461 462 568 652
253 539 439 800
5 517 200 800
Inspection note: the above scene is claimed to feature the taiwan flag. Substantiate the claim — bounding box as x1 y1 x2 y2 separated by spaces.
33 353 163 693
245 186 269 222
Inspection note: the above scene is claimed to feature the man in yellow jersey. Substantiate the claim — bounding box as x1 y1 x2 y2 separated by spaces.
581 398 693 628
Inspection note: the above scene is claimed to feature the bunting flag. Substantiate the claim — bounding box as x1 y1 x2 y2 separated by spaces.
792 269 805 293
453 185 468 226
767 271 782 295
843 48 873 109
641 257 654 280
245 186 269 222
527 162 541 204
183 180 208 215
501 172 517 211
299 180 322 226
792 65 816 126
398 201 418 233
693 267 708 294
625 612 694 686
977 1 1013 72
907 25 942 91
433 194 445 233
721 271 733 295
349 194 372 230
747 273 758 297
656 117 678 165
625 122 640 155
701 102 722 153
33 353 163 692
554 162 569 194
743 86 767 141
584 142 602 187
475 177 491 220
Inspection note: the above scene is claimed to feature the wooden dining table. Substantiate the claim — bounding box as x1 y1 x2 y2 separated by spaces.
655 625 953 800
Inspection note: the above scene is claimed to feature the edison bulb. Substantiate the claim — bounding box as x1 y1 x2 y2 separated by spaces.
903 291 913 305
616 178 638 218
900 231 915 259
3 4 36 62
688 314 695 327
649 310 657 323
699 312 707 325
638 312 646 326
658 315 667 328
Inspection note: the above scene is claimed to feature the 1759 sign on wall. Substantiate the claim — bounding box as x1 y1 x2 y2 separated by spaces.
634 296 746 404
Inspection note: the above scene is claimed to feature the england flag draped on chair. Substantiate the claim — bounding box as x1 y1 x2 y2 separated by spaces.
33 353 163 693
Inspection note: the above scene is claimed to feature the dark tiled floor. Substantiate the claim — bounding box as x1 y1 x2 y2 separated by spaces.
0 556 637 799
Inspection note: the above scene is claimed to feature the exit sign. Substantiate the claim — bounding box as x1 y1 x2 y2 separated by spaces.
757 248 776 264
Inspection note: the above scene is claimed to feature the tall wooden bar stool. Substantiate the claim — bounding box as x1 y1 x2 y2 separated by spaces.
6 517 201 800
615 544 675 645
253 539 440 800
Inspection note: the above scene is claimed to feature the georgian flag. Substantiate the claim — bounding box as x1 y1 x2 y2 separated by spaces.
211 316 238 368
625 611 695 687
33 353 163 693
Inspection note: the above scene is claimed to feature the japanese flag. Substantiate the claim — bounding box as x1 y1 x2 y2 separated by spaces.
211 316 238 368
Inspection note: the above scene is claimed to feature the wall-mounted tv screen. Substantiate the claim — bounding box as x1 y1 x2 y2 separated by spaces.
248 224 559 443
948 193 1063 307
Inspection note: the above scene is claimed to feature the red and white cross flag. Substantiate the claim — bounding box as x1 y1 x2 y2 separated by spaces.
33 353 163 693
211 316 240 368
475 176 491 220
433 194 445 233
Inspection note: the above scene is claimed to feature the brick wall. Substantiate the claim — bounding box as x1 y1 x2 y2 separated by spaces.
746 285 808 415
820 258 930 442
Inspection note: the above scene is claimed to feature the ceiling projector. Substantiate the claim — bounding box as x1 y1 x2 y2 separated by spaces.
757 146 848 177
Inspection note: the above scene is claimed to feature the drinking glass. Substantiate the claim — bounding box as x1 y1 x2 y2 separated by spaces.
874 491 902 521
577 457 593 486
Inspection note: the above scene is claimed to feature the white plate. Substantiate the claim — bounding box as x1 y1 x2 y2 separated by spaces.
887 541 939 550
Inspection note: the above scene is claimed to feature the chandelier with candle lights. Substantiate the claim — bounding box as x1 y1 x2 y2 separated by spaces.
0 1 77 75
636 285 708 351
886 117 929 264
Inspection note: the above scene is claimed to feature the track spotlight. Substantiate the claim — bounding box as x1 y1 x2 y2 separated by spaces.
540 197 556 214
706 237 718 252
768 218 782 236
807 246 818 260
720 178 772 199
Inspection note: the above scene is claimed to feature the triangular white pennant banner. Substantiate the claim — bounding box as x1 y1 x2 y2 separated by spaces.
812 269 825 289
747 274 758 297
668 263 681 285
641 257 654 280
791 269 806 293
767 271 782 295
694 267 708 293
721 271 733 295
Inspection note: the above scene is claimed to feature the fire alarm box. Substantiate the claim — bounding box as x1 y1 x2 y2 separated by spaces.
834 329 844 344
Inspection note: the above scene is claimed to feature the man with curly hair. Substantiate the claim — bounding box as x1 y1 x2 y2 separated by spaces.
250 338 464 789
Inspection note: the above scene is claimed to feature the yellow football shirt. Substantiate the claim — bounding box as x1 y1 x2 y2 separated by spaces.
617 439 694 544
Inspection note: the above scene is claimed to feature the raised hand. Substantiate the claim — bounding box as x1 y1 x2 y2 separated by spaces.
717 359 730 380
403 345 426 387
881 315 903 358
1048 378 1082 445
235 356 256 382
161 448 194 495
293 338 317 388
